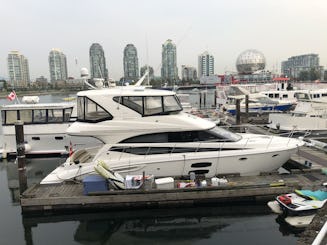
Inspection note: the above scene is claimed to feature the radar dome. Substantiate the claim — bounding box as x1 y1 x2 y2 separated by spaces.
236 49 266 74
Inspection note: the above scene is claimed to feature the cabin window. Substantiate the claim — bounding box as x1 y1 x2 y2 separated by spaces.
144 96 163 115
33 109 47 123
120 127 241 143
48 109 63 123
5 110 18 124
64 108 73 121
282 94 288 98
113 95 182 116
20 110 33 123
77 96 113 122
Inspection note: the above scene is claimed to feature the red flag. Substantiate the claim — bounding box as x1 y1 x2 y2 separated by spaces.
7 91 16 101
69 141 74 156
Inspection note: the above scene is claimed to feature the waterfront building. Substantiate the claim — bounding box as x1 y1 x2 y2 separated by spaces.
89 43 108 80
281 54 324 80
7 51 30 87
123 44 139 82
161 39 178 84
181 65 197 82
48 49 68 83
198 51 214 78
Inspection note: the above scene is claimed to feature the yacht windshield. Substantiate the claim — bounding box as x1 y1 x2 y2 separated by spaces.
113 95 182 116
208 127 242 142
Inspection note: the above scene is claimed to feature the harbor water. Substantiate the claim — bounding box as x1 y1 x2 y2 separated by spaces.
0 93 302 244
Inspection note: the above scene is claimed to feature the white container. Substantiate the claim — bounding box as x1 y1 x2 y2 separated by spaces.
211 177 219 186
155 177 174 189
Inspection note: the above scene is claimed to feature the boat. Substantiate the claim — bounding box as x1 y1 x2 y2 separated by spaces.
267 189 327 228
267 95 327 136
41 86 303 184
0 96 103 157
221 93 294 115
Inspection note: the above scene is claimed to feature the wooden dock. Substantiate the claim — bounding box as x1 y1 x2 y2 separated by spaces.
20 165 326 214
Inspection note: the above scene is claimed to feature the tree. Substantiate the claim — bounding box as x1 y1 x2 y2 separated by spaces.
309 68 320 81
298 71 309 81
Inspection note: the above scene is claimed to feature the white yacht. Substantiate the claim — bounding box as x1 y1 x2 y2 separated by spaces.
268 94 327 136
41 87 303 184
0 98 102 157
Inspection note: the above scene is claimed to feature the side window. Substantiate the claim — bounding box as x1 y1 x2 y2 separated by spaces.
77 96 112 122
48 109 63 123
144 96 163 115
5 110 17 124
20 110 33 124
33 109 47 123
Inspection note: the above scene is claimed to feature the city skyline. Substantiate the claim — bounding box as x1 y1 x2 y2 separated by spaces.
1 0 327 81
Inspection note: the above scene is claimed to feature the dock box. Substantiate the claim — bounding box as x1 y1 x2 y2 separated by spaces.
83 175 108 195
155 177 174 189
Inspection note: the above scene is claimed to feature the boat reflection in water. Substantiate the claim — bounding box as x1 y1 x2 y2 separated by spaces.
22 205 287 245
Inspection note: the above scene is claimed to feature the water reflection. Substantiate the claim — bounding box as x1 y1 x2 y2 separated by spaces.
22 205 275 245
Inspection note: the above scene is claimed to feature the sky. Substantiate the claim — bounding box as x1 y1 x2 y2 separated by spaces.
1 0 327 81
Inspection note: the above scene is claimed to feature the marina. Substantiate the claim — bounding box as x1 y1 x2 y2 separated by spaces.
2 90 327 244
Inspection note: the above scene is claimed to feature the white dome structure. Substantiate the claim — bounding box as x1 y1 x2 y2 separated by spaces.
236 49 266 74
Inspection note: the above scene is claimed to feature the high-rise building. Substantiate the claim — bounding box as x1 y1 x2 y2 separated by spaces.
161 39 178 84
123 44 139 81
198 51 214 77
281 54 323 80
7 51 30 87
48 49 68 82
181 65 197 82
89 43 108 80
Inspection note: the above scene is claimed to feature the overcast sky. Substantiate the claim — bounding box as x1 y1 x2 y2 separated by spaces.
1 0 326 81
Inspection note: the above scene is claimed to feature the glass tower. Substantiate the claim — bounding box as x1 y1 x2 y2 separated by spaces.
7 51 30 87
123 44 139 81
48 49 68 82
161 39 178 84
89 43 108 80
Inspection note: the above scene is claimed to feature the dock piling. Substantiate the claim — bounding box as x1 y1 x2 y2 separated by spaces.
15 121 27 195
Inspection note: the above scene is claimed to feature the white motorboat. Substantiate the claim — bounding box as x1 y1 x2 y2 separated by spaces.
217 86 295 115
0 97 102 157
41 86 303 184
268 96 327 136
267 189 327 228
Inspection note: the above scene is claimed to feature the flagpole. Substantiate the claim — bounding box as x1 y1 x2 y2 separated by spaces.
13 90 20 104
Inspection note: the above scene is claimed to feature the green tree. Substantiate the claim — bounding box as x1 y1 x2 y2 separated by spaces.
298 71 309 81
309 68 320 81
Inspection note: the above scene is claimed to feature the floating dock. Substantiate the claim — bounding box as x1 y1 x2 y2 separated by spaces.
20 155 327 215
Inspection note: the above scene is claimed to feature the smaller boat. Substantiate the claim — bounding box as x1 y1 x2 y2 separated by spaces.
267 188 327 228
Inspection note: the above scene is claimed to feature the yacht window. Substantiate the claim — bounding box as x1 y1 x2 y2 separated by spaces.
121 127 241 143
4 110 18 124
64 108 73 121
48 109 63 123
144 96 163 115
282 94 288 98
33 109 47 123
77 96 113 122
113 95 182 116
1 111 4 125
163 95 182 112
20 110 33 124
110 146 241 155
